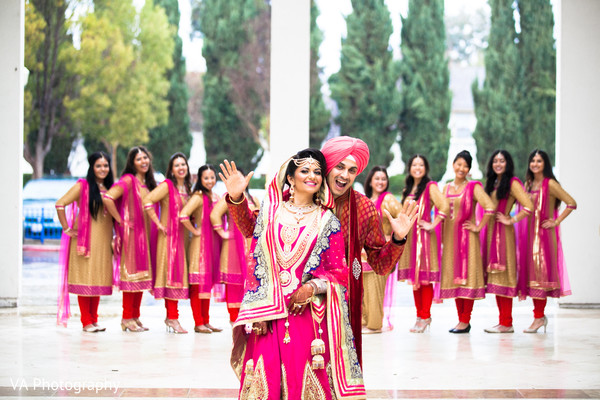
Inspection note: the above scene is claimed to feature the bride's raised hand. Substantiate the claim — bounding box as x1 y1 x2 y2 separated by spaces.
218 160 254 202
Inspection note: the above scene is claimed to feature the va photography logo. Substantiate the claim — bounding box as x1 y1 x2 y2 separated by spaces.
10 377 120 394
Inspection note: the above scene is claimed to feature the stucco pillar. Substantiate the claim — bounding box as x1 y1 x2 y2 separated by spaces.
0 0 25 307
269 0 310 174
556 0 600 306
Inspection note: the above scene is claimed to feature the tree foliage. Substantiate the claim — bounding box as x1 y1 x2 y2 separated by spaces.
192 0 268 171
329 0 400 173
24 0 77 178
472 0 523 176
147 0 192 173
399 0 452 180
309 0 330 148
517 0 556 166
66 0 175 174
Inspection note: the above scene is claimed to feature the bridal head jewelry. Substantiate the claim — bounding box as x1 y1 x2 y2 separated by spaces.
293 156 320 170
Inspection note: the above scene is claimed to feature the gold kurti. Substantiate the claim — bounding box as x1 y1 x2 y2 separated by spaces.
398 184 449 283
485 180 533 297
362 192 401 330
143 182 189 299
56 182 113 296
440 183 494 299
104 179 153 290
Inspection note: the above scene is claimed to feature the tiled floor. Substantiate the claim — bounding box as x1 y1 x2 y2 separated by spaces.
0 249 599 399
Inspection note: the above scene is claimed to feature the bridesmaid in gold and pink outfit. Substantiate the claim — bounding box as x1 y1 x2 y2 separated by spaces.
518 149 576 333
397 155 449 333
103 146 157 332
143 153 192 334
56 152 114 332
481 150 533 333
440 150 494 334
180 165 223 333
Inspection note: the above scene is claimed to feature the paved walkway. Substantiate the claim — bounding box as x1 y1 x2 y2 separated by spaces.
0 249 598 399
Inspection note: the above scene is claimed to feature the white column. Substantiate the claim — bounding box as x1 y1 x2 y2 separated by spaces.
0 0 25 307
556 0 600 306
269 0 310 174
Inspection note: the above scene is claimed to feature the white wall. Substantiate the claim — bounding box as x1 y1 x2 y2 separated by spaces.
269 0 310 176
556 0 600 306
0 0 24 307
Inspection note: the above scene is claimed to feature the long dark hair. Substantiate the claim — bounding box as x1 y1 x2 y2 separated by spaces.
86 152 114 220
364 166 389 199
284 148 327 201
485 149 515 200
166 152 191 195
525 149 560 208
402 154 431 202
122 146 157 191
193 164 217 195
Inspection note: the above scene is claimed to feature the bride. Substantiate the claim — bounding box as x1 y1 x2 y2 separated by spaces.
220 148 366 400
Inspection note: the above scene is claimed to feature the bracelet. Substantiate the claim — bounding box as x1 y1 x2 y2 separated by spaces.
64 227 71 233
392 234 407 245
295 297 313 306
510 217 517 224
307 281 317 297
229 194 245 205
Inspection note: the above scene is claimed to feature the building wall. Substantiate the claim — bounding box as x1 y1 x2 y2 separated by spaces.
556 0 600 306
0 0 24 307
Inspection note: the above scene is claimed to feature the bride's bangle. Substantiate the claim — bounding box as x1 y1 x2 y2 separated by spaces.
229 194 245 205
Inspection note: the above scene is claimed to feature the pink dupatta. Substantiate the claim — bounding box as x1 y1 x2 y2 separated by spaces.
76 179 91 257
199 193 223 297
485 177 523 273
57 201 77 327
57 179 91 326
164 180 185 288
113 175 151 282
453 181 481 285
374 192 396 330
518 178 571 298
409 182 437 289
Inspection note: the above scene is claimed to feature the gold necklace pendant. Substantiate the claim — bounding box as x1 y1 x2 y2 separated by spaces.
283 201 318 224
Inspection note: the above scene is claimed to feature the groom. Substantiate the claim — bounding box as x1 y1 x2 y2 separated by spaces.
219 137 416 365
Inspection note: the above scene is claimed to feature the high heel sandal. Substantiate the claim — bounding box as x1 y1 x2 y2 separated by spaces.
165 319 188 334
410 318 431 333
194 325 212 334
82 324 99 332
133 318 149 331
121 319 144 332
449 323 471 334
204 323 222 333
523 316 548 333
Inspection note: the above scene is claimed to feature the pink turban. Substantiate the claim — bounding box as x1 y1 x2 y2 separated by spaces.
321 136 370 175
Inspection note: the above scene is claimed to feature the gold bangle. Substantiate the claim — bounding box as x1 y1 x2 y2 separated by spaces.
229 194 245 205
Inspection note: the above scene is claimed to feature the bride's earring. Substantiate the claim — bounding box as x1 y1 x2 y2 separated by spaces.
289 183 295 202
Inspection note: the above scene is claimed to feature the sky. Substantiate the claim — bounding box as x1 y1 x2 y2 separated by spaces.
178 0 489 78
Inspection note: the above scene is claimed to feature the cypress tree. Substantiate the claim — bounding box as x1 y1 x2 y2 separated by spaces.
399 0 452 180
517 0 556 165
192 0 265 171
472 0 523 176
329 0 400 173
309 0 330 149
148 0 192 172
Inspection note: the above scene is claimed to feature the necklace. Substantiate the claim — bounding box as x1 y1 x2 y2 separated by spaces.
450 180 466 192
282 201 318 224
